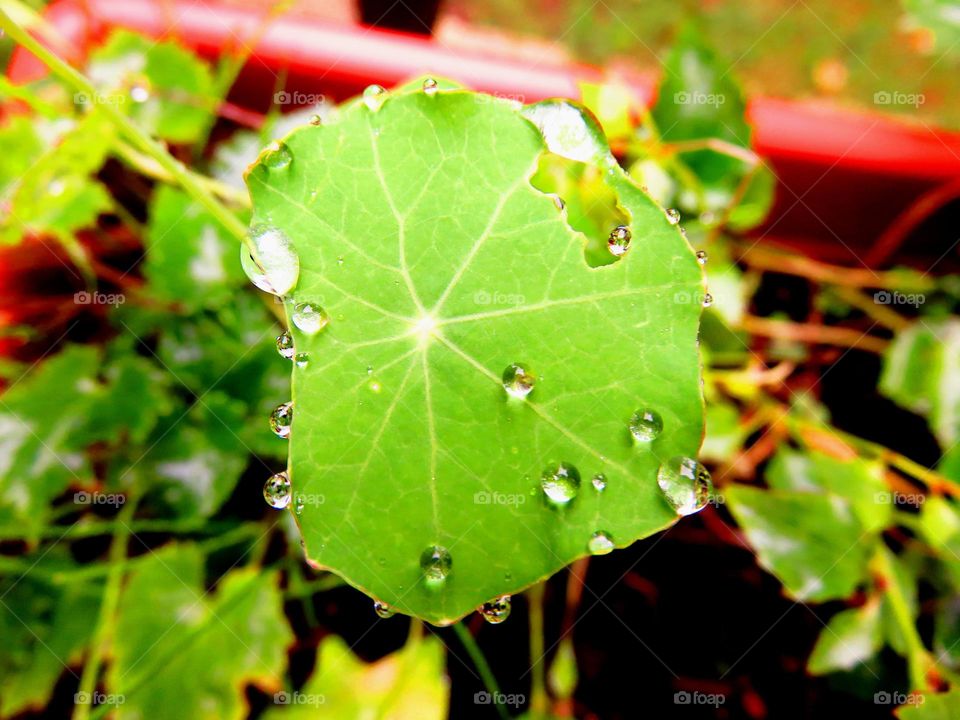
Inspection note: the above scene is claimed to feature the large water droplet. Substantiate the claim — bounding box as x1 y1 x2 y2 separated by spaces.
541 462 581 505
479 595 511 624
657 457 712 516
263 472 291 509
696 250 708 264
292 303 329 335
629 409 663 442
665 208 681 225
276 331 295 359
270 401 293 438
363 84 386 112
374 600 395 618
419 545 452 585
502 363 536 399
607 225 632 256
422 77 439 96
240 225 300 296
521 100 611 164
588 531 615 555
263 141 292 170
591 473 607 492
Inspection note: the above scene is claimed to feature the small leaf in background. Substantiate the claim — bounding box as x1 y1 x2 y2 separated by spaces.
902 0 960 55
547 637 578 700
144 187 247 310
88 30 215 144
880 318 960 447
766 448 893 532
725 485 873 601
699 401 744 464
245 86 705 623
108 545 292 720
264 634 449 719
807 599 883 675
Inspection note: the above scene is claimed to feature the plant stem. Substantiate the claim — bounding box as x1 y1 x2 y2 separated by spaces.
740 315 889 353
0 9 249 243
527 582 548 718
72 495 138 720
452 622 509 720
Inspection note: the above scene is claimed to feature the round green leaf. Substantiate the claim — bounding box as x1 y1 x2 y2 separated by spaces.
245 84 705 625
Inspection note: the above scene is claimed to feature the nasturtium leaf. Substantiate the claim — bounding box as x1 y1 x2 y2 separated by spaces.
108 545 292 720
88 30 215 144
725 485 872 602
144 186 247 310
807 599 883 675
766 448 893 533
0 571 100 717
245 84 705 624
264 634 448 719
880 319 960 446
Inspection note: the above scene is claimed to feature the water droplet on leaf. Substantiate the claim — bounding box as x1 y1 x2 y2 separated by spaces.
541 462 580 505
374 600 395 618
696 250 708 264
240 225 299 296
422 77 438 96
665 208 681 224
292 303 329 335
420 545 452 585
270 401 293 438
657 456 712 516
588 531 615 555
276 331 294 359
363 84 386 112
263 141 292 170
607 225 632 256
591 473 607 492
502 363 536 399
702 293 713 308
263 472 291 509
479 595 511 624
629 408 663 442
309 114 322 126
294 352 309 368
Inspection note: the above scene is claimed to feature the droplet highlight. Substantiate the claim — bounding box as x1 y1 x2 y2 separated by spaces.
657 456 712 516
629 408 663 442
479 595 512 624
292 303 329 335
240 225 300 296
607 225 632 256
541 462 581 506
419 545 452 586
502 363 536 399
269 401 293 438
588 531 615 555
263 472 291 509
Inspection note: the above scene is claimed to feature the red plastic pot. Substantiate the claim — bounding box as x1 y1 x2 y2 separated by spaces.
8 0 960 261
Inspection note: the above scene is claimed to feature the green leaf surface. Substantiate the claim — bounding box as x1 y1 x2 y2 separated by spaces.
263 634 448 719
108 545 292 720
245 86 705 623
896 691 960 719
808 599 883 675
725 485 872 601
880 319 960 446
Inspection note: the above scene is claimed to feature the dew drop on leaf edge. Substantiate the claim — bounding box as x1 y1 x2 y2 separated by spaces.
657 456 712 516
479 595 512 624
270 401 293 438
420 545 452 585
702 293 714 308
502 363 536 399
263 472 291 509
541 462 581 506
276 331 294 359
665 208 681 225
263 141 293 170
696 250 708 264
363 84 386 112
588 531 615 555
629 408 663 442
422 77 438 96
294 352 309 368
607 225 632 256
292 303 329 335
240 224 300 297
374 600 396 618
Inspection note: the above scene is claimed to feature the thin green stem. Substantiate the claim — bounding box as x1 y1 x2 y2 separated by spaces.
527 582 548 718
72 495 139 720
0 8 249 243
452 622 510 720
